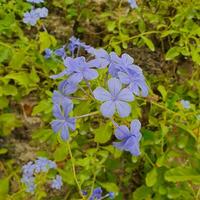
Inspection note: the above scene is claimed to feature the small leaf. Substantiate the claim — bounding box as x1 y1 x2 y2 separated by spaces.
100 182 119 193
157 85 167 101
0 148 8 155
146 168 157 187
165 167 200 184
132 185 152 200
141 36 155 51
165 47 180 60
94 122 112 144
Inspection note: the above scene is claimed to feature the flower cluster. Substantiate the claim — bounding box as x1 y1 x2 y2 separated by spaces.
21 157 62 193
48 36 148 156
23 0 48 26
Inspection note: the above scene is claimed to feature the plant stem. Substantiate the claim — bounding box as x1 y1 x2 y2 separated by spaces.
67 142 84 199
75 111 99 119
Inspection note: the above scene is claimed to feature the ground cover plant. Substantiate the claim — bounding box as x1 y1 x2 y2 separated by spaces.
0 0 200 199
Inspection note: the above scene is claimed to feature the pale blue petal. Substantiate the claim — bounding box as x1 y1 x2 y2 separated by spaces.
52 104 64 119
93 87 112 101
66 117 76 131
118 72 130 84
130 119 141 133
115 125 130 140
50 70 68 79
100 101 115 117
108 78 122 96
115 101 131 117
68 72 83 83
51 120 64 133
61 125 69 140
83 69 98 80
117 88 134 102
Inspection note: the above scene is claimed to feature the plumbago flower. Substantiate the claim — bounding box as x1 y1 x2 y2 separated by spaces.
23 7 48 26
93 78 134 117
113 119 142 156
51 56 99 83
88 187 115 200
21 157 60 193
51 102 76 140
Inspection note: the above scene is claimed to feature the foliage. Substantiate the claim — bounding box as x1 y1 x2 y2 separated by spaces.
0 0 199 200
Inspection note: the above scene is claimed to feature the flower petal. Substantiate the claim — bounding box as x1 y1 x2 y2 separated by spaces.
124 136 140 156
68 72 83 83
130 120 142 139
61 125 69 141
66 117 76 131
118 72 130 84
113 140 127 151
115 125 130 140
50 70 68 79
100 101 115 117
63 102 73 118
115 101 131 117
51 120 64 133
118 88 134 102
108 78 122 96
52 104 64 119
93 87 112 101
83 69 98 80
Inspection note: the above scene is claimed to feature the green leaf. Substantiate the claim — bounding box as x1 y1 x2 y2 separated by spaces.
100 182 119 193
0 45 12 63
132 185 152 200
165 47 180 60
32 100 52 115
141 36 155 51
39 32 57 52
146 168 157 187
4 72 31 88
94 122 112 144
0 148 8 155
2 85 17 96
0 178 9 198
165 167 200 184
53 143 68 162
157 85 167 101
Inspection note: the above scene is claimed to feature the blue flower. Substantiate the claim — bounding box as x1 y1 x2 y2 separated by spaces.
34 157 57 173
27 0 44 3
128 0 138 8
90 48 111 68
180 100 190 109
68 36 81 54
44 48 52 59
113 119 142 155
66 57 98 83
35 7 48 18
52 90 72 107
22 161 35 177
108 192 115 199
93 78 134 117
21 176 36 193
51 175 63 190
118 67 148 97
54 45 66 58
89 187 103 200
23 10 39 26
21 158 57 193
23 7 48 26
51 103 76 140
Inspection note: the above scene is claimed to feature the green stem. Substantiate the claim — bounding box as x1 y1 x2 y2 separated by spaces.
67 142 84 199
75 111 99 119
